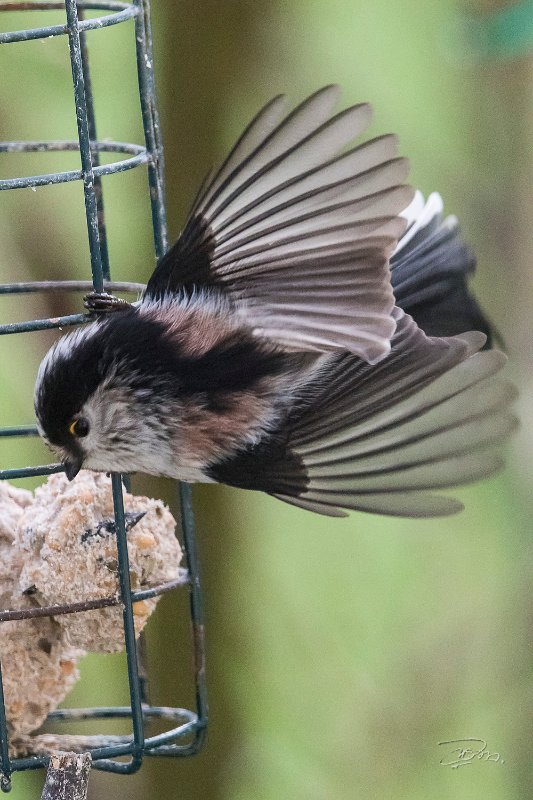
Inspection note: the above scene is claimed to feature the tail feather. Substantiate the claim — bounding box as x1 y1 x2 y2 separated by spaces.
391 192 494 345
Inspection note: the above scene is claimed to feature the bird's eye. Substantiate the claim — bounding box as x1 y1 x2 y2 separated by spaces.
69 417 90 438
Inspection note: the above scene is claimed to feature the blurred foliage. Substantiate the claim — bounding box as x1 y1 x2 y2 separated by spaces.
0 1 531 799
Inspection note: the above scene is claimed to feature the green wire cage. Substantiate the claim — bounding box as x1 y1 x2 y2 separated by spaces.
0 0 207 792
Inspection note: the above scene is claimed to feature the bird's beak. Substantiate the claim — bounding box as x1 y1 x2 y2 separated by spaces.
63 456 82 481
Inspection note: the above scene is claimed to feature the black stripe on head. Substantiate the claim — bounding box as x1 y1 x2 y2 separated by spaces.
35 324 107 449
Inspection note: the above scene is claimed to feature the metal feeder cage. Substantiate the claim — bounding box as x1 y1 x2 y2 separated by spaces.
0 0 208 792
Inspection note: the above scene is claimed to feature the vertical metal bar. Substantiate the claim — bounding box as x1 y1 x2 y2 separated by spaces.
133 0 168 258
0 660 12 793
64 0 104 293
111 473 144 770
136 633 150 706
179 484 208 752
133 0 208 750
77 6 111 280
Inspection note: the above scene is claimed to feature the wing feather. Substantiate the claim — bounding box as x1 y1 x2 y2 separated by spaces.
208 310 515 518
146 88 415 362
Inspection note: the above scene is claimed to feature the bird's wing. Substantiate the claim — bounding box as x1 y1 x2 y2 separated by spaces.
391 191 494 343
207 309 516 518
145 86 414 364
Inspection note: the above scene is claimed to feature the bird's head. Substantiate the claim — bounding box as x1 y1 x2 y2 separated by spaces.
34 315 173 479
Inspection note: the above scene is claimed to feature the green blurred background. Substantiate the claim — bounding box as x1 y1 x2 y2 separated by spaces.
1 1 532 798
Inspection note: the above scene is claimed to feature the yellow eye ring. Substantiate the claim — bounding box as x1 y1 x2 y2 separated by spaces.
69 417 90 438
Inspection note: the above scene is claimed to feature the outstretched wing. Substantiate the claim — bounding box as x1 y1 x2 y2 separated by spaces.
146 86 414 364
207 309 516 518
391 191 494 344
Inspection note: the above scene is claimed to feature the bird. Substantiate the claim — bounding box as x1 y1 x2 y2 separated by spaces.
34 85 516 518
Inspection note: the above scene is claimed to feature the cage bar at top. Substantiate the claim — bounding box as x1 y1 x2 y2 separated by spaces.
0 0 207 791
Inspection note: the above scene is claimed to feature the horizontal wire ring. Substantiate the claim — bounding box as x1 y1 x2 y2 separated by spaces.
0 1 138 44
0 139 150 190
